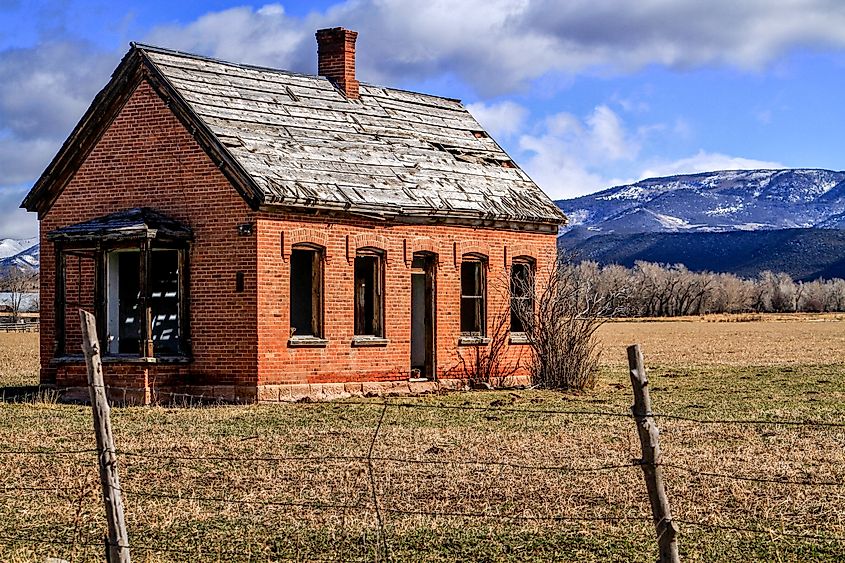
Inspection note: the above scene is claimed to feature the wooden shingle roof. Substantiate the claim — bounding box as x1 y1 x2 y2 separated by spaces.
23 44 566 232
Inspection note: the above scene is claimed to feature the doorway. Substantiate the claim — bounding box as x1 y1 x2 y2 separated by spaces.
410 253 436 379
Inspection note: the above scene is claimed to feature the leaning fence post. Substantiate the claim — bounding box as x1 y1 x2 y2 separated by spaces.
627 344 679 563
80 310 131 563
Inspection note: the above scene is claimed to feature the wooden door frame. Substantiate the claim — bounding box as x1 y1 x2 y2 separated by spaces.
410 252 437 380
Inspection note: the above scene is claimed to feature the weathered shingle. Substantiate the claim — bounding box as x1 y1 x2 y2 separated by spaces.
139 45 566 229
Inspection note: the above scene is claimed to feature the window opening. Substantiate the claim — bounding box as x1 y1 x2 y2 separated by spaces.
290 247 323 337
510 261 534 333
106 247 184 356
460 258 486 335
354 251 384 337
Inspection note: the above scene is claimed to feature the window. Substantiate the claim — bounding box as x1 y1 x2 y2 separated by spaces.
354 249 384 337
106 246 186 357
290 246 323 338
510 260 534 333
48 208 193 360
149 249 181 355
460 256 486 335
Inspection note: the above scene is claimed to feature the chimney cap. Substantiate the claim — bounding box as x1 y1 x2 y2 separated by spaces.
316 27 358 38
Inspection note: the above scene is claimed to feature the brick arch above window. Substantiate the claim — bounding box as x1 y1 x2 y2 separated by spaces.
346 233 389 264
281 228 329 262
403 236 438 266
453 240 491 268
505 243 538 269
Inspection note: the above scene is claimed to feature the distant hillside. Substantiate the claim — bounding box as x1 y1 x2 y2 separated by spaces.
0 238 39 274
558 169 845 238
559 228 845 281
555 169 845 278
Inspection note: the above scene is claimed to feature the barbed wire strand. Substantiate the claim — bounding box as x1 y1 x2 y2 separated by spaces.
660 462 844 487
117 449 643 475
675 519 845 542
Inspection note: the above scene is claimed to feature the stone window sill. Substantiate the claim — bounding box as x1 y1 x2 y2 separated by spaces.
288 336 329 348
458 335 490 346
509 332 531 345
351 336 390 347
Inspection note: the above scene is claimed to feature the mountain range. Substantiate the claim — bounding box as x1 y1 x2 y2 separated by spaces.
557 169 845 280
0 238 40 273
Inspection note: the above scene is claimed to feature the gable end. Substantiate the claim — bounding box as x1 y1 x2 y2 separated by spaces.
21 46 263 218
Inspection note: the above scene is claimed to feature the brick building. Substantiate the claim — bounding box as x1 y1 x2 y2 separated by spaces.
22 28 566 403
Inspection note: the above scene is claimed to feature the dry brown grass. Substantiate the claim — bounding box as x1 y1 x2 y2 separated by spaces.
0 332 39 388
598 313 845 367
1 321 844 562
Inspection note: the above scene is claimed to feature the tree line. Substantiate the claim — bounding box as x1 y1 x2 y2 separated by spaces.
572 260 845 317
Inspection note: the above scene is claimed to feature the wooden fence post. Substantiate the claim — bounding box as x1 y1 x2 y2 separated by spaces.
80 310 131 563
627 344 679 563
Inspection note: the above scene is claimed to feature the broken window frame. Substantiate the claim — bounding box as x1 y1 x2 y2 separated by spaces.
353 247 385 339
509 257 535 336
460 254 487 337
289 243 325 342
54 239 191 360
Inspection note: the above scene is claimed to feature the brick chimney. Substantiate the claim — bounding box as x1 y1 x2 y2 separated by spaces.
316 27 359 99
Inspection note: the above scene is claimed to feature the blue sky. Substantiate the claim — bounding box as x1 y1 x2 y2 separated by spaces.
2 0 845 238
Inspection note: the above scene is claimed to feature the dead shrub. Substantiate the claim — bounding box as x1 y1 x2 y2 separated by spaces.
447 305 520 388
513 254 622 390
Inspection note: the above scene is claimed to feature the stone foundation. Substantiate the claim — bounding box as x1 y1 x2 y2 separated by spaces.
54 376 532 405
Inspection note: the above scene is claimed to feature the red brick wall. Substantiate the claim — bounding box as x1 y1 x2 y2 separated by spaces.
256 214 556 385
60 253 96 357
40 79 258 388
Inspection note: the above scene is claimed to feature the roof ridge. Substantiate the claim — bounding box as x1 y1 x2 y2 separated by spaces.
131 42 322 82
133 42 464 105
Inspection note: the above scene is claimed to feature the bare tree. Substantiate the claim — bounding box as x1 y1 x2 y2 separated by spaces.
0 266 38 323
448 304 521 389
513 254 623 391
571 260 845 316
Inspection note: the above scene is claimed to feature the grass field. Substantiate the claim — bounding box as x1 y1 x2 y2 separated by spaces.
1 314 844 562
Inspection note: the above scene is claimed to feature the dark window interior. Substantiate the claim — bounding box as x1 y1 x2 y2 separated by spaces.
510 261 533 333
150 249 180 355
290 248 322 337
354 253 383 336
460 259 486 335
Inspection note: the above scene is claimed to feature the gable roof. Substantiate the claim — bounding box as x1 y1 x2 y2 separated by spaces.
23 44 566 232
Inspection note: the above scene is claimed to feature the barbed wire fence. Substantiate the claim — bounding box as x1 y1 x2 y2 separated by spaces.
2 400 845 560
2 334 845 560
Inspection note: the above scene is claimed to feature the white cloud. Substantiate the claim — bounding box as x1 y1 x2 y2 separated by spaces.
0 187 36 239
465 101 528 138
0 41 117 239
639 150 784 179
516 108 783 200
0 41 115 139
518 105 643 199
144 5 312 72
140 1 845 94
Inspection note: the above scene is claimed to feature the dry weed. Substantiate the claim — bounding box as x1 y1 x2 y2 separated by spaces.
1 327 844 561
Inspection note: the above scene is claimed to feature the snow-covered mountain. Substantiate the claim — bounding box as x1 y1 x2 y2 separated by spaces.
0 238 39 273
557 169 845 239
0 238 37 260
